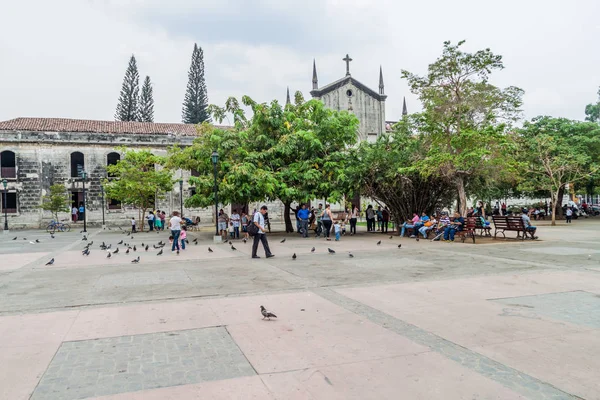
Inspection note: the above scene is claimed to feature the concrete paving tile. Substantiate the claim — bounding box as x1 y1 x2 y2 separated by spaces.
0 343 60 400
262 352 525 400
476 331 600 400
0 310 79 348
86 375 274 400
0 252 50 271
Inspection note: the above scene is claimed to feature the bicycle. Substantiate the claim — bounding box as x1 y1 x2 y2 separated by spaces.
46 220 71 233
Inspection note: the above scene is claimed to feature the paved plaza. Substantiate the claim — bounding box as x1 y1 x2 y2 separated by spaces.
1 220 599 400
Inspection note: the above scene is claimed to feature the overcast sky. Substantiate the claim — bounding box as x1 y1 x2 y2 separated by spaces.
1 0 599 124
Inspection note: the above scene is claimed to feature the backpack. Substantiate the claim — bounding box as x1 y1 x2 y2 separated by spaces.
247 223 259 236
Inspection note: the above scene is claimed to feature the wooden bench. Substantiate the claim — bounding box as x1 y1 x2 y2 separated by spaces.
474 217 492 237
492 215 531 240
455 217 476 243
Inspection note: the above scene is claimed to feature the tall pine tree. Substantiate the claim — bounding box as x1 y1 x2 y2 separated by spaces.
182 44 209 124
139 76 154 122
115 55 140 122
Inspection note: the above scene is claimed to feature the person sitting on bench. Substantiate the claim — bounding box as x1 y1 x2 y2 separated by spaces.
521 208 538 239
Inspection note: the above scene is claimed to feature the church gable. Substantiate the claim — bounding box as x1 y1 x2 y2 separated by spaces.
310 76 386 102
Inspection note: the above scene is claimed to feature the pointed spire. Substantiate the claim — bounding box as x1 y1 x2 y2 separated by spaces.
379 66 384 95
402 97 408 116
286 87 291 105
312 59 318 90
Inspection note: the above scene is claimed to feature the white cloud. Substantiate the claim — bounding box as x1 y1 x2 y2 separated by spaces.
0 0 599 123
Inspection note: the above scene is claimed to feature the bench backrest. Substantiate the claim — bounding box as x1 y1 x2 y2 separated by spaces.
492 215 525 229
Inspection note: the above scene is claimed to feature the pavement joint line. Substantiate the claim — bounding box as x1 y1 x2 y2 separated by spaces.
311 287 583 400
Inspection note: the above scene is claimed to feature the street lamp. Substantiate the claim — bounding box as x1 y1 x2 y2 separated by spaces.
100 184 106 228
2 179 8 231
82 171 88 233
179 178 184 218
211 150 219 236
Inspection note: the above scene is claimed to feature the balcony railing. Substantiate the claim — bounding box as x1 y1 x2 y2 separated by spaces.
0 167 16 179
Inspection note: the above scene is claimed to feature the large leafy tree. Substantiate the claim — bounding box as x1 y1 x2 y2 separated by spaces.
182 43 209 124
517 116 600 225
139 76 155 122
115 55 140 122
40 184 70 221
103 149 173 231
585 87 600 123
402 41 523 215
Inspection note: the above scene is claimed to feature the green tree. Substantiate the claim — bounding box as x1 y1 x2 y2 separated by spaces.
40 184 70 221
139 76 154 122
103 149 173 231
182 43 209 124
585 87 600 123
115 55 140 122
517 116 600 225
402 40 523 216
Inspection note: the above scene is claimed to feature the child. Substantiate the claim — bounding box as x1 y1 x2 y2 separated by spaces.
228 222 235 239
180 226 187 250
341 221 346 236
334 221 341 241
131 217 136 233
566 207 573 223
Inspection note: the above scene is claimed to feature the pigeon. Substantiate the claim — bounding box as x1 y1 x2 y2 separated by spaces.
50 234 55 239
113 248 119 254
23 238 27 240
311 247 315 253
131 256 140 264
133 245 137 252
377 240 382 245
416 237 420 242
194 241 198 246
389 236 393 239
35 239 41 243
157 249 163 256
141 243 144 247
12 237 17 240
280 238 286 243
292 253 297 260
208 247 213 253
106 252 112 259
186 239 189 244
158 241 164 246
242 238 247 244
231 245 237 251
228 241 232 245
192 238 198 243
83 250 90 256
328 248 335 254
397 244 402 248
260 306 277 320
145 245 149 252
117 240 123 245
153 245 160 249
82 236 88 241
89 241 93 246
349 253 354 258
126 232 131 236
45 258 54 265
106 244 112 250
119 226 123 231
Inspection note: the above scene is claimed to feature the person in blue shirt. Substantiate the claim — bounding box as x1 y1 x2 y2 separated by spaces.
443 212 464 242
297 203 310 238
521 208 538 239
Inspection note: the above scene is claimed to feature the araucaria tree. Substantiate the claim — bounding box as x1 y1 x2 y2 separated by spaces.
115 55 140 122
103 149 173 231
138 76 154 122
517 117 600 225
40 184 70 220
402 41 523 216
182 43 209 124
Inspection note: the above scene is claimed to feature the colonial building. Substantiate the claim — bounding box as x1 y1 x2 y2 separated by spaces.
0 118 214 229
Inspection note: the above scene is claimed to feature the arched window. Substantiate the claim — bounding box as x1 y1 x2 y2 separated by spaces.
0 150 16 179
70 152 84 178
107 152 120 178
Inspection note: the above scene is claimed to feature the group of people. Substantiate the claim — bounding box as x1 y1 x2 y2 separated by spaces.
399 211 466 242
364 205 391 233
217 208 253 241
145 210 167 231
71 203 85 222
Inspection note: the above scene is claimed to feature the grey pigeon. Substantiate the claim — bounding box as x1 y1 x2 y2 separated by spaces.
157 249 163 256
83 250 90 256
349 253 354 258
126 248 130 254
50 234 55 239
416 237 420 242
45 258 54 265
131 256 140 264
192 238 198 243
311 247 315 253
280 238 286 243
328 248 335 254
194 241 198 246
208 247 213 253
260 305 277 320
389 236 393 239
377 240 381 245
126 232 130 236
82 236 88 241
106 252 112 259
106 244 112 250
145 245 149 251
141 243 144 247
89 241 93 246
228 241 232 245
243 238 247 244
35 239 40 243
133 245 137 252
397 244 402 248
158 241 164 246
231 245 237 251
292 253 296 260
113 248 119 254
117 240 123 245
12 237 17 240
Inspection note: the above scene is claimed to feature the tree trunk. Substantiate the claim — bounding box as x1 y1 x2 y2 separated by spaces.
283 201 294 233
551 190 559 226
555 186 565 219
455 175 467 216
139 208 145 232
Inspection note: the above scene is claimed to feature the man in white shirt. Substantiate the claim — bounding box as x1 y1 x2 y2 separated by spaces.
252 206 274 259
169 211 183 255
231 209 241 239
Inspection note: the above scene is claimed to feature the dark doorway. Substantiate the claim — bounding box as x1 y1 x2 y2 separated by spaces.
0 151 16 179
1 192 17 213
71 191 83 208
70 152 85 177
108 198 121 210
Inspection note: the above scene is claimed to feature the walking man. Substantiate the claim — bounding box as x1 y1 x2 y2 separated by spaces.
252 206 274 259
298 203 310 238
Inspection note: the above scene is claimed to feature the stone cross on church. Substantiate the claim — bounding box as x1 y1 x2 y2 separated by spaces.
310 54 388 141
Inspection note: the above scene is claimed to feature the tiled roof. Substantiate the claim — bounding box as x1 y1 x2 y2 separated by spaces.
0 118 228 135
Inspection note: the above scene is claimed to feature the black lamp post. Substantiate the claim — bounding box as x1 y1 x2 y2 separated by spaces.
82 171 88 233
100 184 105 228
2 179 8 231
211 151 219 236
179 178 184 217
